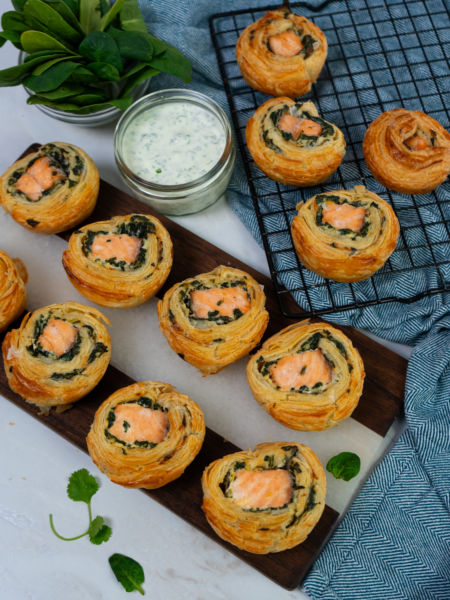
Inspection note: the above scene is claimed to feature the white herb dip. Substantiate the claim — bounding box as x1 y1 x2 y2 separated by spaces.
122 102 227 186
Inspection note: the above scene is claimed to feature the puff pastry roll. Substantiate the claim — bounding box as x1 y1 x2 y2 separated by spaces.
87 380 205 489
246 321 364 431
0 142 99 234
202 442 326 554
246 99 345 187
236 9 327 98
291 186 400 282
62 214 173 309
0 250 28 334
363 108 450 195
157 266 269 376
2 301 111 412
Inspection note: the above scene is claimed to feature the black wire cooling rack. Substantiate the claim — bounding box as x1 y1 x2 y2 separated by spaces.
209 0 450 318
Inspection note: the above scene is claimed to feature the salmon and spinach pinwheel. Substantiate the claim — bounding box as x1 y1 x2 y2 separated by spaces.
0 142 99 235
157 266 269 376
246 99 345 187
202 442 326 554
0 250 28 334
62 214 173 309
2 301 111 413
292 186 400 283
246 321 364 431
363 108 450 195
87 381 205 489
236 9 327 98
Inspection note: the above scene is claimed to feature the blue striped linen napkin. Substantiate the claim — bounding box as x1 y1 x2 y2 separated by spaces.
141 0 450 597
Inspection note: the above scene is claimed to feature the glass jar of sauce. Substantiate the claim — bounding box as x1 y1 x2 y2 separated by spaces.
114 89 236 216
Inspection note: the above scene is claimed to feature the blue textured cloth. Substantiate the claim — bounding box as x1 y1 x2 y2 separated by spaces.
140 0 450 597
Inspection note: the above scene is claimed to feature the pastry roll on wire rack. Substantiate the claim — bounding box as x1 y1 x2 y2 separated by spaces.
157 265 269 376
246 99 345 187
2 301 111 413
0 250 28 334
363 108 450 195
236 9 327 98
0 142 99 234
202 442 326 554
291 186 400 283
63 214 173 308
246 321 364 431
87 380 205 489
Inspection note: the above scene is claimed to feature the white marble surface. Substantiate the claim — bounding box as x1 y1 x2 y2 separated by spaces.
0 42 413 600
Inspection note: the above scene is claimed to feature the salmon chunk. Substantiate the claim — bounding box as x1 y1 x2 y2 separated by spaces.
190 287 250 319
108 403 169 444
269 30 303 57
231 469 293 509
269 349 332 390
38 318 78 357
15 156 66 201
321 202 366 233
90 234 142 264
406 136 428 151
278 113 322 140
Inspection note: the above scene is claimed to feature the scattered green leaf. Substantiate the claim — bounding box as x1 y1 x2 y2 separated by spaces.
109 553 145 595
49 468 112 545
326 452 361 482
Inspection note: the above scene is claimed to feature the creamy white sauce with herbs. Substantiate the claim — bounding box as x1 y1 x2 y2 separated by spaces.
122 102 226 186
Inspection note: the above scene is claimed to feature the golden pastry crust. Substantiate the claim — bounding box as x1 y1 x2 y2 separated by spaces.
0 250 28 334
291 186 400 283
363 108 450 195
202 442 326 554
62 214 173 309
246 98 345 186
157 265 269 377
87 380 205 489
246 320 365 431
2 301 111 412
236 9 327 98
0 142 99 234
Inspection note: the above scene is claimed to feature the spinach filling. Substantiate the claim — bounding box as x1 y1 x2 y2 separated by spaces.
221 447 308 515
27 313 82 362
104 396 167 449
83 215 156 271
315 194 371 239
179 279 250 326
258 331 353 392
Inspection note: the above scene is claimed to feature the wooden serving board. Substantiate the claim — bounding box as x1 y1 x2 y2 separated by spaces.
0 144 407 590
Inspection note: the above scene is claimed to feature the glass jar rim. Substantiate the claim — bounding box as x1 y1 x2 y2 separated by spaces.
114 89 234 192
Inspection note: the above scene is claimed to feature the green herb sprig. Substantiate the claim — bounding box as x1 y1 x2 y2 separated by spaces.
0 0 192 114
49 468 112 544
109 553 146 595
326 452 361 482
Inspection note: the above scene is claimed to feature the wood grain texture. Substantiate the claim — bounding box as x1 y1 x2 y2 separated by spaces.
0 144 408 590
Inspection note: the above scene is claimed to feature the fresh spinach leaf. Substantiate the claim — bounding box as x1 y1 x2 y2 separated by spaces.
69 64 98 83
79 31 122 71
147 40 192 83
79 0 102 34
60 0 80 17
2 10 54 35
110 29 153 61
12 0 28 10
119 0 147 33
31 55 79 76
21 30 76 54
87 60 120 81
35 81 85 98
24 59 79 92
70 92 107 105
0 54 50 86
109 553 145 595
41 0 84 35
120 65 158 98
24 49 66 61
99 0 124 31
23 0 82 44
326 452 361 482
0 31 22 43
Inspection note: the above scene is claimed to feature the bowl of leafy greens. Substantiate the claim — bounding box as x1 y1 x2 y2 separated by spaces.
1 0 192 126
